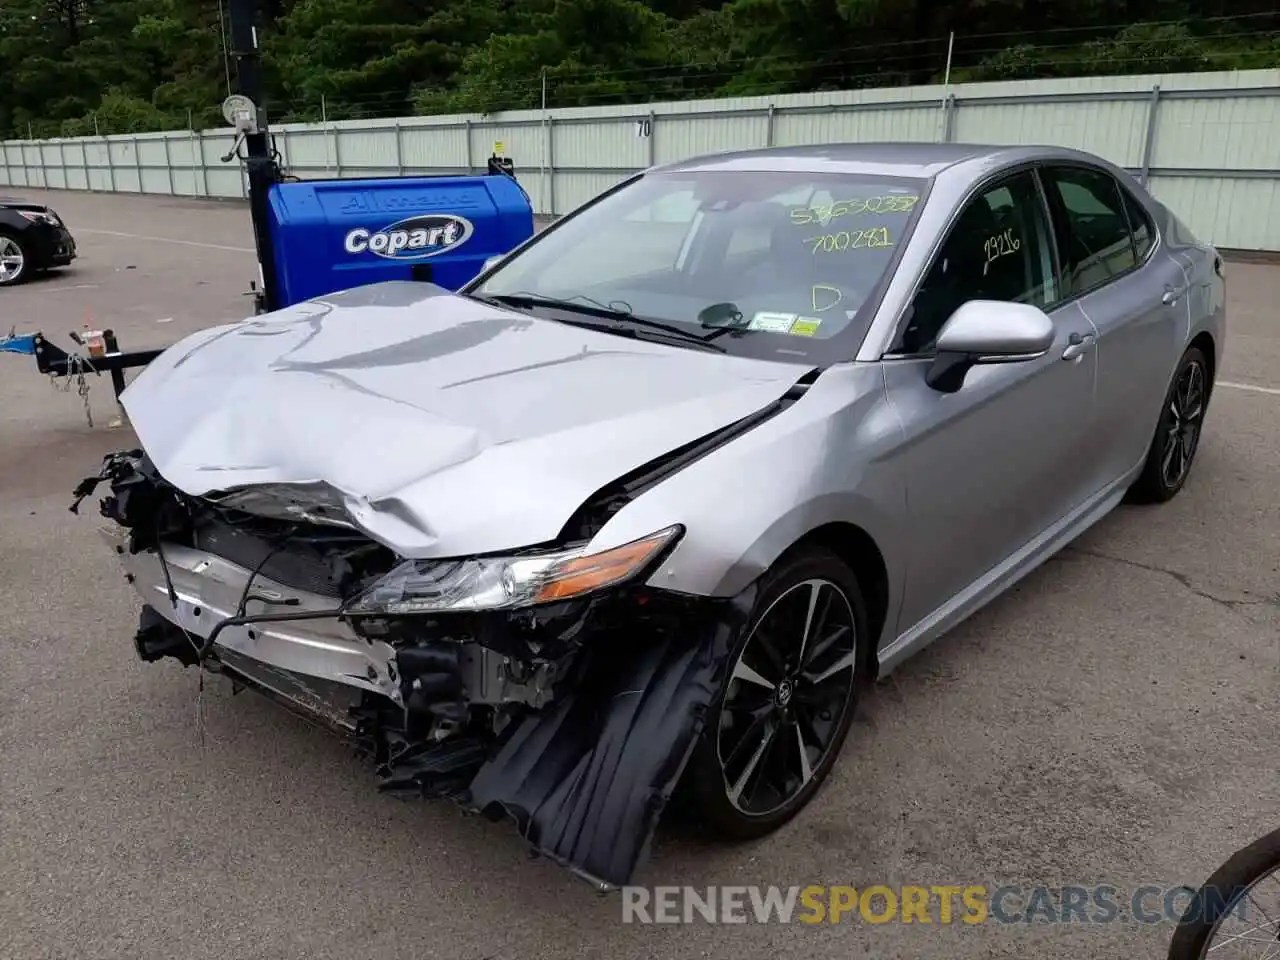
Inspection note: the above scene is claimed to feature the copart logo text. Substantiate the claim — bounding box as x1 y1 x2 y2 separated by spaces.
343 214 474 260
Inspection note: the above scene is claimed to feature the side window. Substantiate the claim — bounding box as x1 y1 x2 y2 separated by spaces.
896 171 1056 355
1044 166 1137 296
1120 187 1155 261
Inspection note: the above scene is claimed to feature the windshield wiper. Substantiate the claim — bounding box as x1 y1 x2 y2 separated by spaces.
478 292 728 353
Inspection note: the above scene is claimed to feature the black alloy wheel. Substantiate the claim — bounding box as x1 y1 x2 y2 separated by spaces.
685 547 866 839
1130 346 1212 503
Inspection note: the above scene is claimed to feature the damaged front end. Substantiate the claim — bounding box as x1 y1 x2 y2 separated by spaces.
77 450 754 889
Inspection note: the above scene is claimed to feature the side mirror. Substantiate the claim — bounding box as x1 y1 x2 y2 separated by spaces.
925 300 1055 393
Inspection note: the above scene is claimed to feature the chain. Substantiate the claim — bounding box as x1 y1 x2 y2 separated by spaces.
77 367 93 428
49 353 97 427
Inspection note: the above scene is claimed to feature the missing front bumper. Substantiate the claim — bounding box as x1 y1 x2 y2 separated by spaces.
105 525 402 710
105 526 755 889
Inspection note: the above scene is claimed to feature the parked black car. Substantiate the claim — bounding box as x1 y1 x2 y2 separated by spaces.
0 197 77 286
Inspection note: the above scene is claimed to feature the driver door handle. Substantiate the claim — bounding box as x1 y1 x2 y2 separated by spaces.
1162 286 1186 306
1062 331 1096 361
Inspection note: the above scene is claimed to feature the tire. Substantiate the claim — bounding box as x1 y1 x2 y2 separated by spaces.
1129 345 1212 504
0 230 32 287
683 546 867 840
1167 826 1280 960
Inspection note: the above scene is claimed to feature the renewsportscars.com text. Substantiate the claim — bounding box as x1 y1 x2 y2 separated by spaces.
620 884 1253 925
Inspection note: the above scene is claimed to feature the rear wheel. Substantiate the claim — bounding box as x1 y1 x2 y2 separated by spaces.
685 547 866 839
1129 346 1211 503
0 231 31 286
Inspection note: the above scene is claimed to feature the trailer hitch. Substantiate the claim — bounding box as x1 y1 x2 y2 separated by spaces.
33 330 162 401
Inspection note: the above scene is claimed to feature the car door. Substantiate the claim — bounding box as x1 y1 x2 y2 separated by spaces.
1039 165 1189 490
882 168 1101 634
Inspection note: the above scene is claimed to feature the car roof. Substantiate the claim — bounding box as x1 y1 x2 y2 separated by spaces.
653 142 1089 180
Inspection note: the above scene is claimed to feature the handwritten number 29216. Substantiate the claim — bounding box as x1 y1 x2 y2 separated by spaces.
984 228 1021 265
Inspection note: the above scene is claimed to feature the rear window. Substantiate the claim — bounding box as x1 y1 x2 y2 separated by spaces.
1044 166 1138 296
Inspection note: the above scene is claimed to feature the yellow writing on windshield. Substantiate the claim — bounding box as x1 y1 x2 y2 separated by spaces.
790 195 919 227
811 284 843 312
806 227 894 254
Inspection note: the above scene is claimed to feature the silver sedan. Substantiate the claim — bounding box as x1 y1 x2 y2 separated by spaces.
88 142 1225 890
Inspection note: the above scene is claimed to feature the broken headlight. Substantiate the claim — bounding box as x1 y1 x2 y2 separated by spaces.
347 526 682 614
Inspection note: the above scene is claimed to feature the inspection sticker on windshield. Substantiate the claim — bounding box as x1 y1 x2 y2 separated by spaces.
789 317 823 337
749 312 800 332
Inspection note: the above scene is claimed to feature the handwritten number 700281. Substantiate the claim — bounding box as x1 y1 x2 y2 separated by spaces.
805 227 895 254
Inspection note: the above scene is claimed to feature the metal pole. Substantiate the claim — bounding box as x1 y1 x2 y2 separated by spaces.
161 134 174 195
187 110 198 197
216 0 233 96
132 135 142 193
646 111 656 168
464 118 473 174
539 68 547 193
938 31 955 143
229 0 282 312
394 119 403 175
198 131 209 196
106 134 116 192
322 94 333 174
546 116 556 217
766 104 775 147
1140 83 1162 187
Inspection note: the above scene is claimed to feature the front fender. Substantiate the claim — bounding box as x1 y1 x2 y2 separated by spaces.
585 363 908 613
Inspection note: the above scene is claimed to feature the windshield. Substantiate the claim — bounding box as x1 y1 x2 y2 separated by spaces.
468 168 929 363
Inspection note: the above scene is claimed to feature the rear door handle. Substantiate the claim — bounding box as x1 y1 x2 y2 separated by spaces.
1062 332 1096 361
1162 286 1186 305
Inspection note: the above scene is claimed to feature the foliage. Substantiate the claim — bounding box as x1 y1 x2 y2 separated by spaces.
1 0 1277 137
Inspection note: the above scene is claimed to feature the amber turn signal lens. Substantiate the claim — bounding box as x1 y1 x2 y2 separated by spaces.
533 526 681 603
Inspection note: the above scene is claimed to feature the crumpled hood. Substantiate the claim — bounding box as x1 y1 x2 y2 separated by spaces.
122 281 810 558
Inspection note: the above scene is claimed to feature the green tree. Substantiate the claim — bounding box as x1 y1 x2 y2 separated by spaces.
0 0 1277 139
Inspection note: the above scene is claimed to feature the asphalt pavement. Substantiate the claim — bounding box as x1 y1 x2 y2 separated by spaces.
0 190 1276 960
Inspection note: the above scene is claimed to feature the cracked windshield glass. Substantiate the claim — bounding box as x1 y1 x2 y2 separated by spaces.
472 169 929 361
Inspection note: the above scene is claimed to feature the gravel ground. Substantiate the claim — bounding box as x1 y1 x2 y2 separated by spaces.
1 190 1276 960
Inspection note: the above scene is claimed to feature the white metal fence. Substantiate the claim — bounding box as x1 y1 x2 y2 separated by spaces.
2 69 1279 250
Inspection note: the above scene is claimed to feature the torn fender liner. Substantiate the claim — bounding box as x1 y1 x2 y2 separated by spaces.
464 585 757 888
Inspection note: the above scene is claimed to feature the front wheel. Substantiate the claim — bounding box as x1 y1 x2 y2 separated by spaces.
684 547 867 840
0 231 32 286
1129 345 1212 503
1167 826 1280 959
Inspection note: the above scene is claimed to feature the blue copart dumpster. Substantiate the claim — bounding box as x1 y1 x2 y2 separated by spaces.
267 174 535 306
